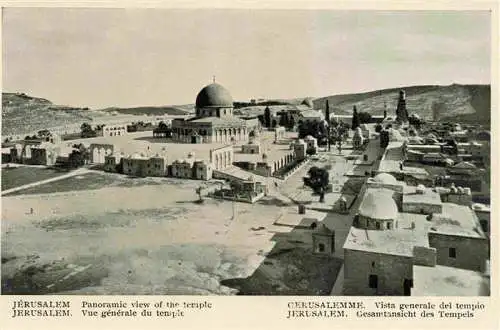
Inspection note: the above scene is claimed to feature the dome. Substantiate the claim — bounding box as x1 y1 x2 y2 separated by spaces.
359 190 398 220
195 83 233 108
373 173 397 185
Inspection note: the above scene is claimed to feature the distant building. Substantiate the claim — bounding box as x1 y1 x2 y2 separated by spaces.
100 124 127 137
104 153 123 172
299 110 324 123
241 141 261 154
122 153 167 177
292 139 307 161
304 135 318 151
274 126 286 142
90 144 114 164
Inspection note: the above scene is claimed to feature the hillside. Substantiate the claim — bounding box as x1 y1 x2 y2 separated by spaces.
313 84 490 124
1 93 193 137
1 93 95 136
101 105 194 116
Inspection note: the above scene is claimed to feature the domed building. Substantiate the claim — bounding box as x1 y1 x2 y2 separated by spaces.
356 189 398 230
172 82 259 144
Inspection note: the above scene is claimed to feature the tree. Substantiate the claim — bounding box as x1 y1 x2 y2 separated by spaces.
408 114 423 130
68 150 86 168
380 129 390 148
303 166 329 202
80 122 96 138
352 105 360 130
306 146 317 156
325 100 331 151
264 106 271 128
158 121 168 130
278 112 288 127
288 115 296 131
358 111 372 124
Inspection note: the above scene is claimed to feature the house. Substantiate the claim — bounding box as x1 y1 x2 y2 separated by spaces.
312 224 335 255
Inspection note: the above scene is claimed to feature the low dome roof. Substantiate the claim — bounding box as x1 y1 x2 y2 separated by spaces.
359 190 398 220
195 83 233 108
373 173 397 185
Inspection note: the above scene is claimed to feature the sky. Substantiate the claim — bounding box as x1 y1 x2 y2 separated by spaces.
2 8 491 109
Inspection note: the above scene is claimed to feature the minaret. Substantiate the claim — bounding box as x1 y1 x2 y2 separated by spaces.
395 90 409 124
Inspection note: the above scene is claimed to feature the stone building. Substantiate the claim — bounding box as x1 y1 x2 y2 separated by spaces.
241 140 261 154
90 144 114 164
274 126 286 142
210 145 234 171
100 124 127 137
122 153 168 177
312 224 335 255
402 185 443 215
427 203 488 272
292 139 307 161
472 203 490 237
30 143 60 166
343 182 489 296
171 83 258 143
104 153 123 172
304 135 318 151
193 160 213 180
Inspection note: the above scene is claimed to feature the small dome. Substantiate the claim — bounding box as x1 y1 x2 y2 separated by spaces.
373 173 397 185
195 83 233 108
359 190 398 220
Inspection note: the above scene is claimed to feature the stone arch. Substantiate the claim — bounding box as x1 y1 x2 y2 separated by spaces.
92 148 99 163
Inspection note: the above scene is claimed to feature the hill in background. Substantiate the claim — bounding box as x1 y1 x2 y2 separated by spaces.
313 84 490 124
2 93 95 136
101 104 194 116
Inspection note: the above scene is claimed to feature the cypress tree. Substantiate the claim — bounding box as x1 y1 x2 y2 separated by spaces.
326 100 331 151
352 105 360 130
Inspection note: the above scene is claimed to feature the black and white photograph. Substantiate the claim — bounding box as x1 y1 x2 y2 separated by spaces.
1 7 492 297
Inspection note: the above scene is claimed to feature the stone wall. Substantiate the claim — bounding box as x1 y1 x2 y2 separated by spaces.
343 249 413 296
402 202 442 215
412 246 437 267
428 233 488 272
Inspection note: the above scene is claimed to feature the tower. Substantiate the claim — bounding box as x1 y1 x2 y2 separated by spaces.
395 90 409 124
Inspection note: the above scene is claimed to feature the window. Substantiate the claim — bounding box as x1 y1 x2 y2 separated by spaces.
369 274 378 289
386 222 392 230
318 243 325 253
449 248 457 259
375 222 381 230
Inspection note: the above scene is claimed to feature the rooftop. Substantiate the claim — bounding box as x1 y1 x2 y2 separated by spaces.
343 212 431 257
403 187 442 206
429 203 486 239
195 83 233 108
300 110 324 118
412 264 489 296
